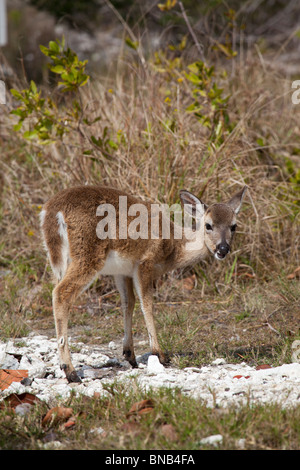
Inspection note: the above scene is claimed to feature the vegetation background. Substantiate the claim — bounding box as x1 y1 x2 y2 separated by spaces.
0 0 299 450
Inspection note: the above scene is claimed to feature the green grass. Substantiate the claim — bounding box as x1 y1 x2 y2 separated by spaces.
0 384 299 450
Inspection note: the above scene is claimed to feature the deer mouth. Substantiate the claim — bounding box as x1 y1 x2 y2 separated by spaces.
215 242 230 260
215 251 226 260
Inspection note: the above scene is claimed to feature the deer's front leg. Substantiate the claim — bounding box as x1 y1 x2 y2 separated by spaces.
114 275 137 367
53 286 80 383
133 262 166 364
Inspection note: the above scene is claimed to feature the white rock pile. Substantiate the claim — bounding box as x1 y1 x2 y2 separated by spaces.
1 334 300 409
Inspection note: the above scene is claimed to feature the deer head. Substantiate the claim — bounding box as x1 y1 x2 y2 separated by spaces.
180 186 247 260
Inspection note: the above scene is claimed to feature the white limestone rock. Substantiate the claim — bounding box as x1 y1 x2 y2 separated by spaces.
147 355 165 374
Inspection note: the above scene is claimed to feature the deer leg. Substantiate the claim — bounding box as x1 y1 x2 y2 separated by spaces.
114 275 137 367
133 262 166 364
53 262 98 383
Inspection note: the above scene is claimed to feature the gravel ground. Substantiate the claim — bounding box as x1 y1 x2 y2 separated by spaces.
1 334 300 409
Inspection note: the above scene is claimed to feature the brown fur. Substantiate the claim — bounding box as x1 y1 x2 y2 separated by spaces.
40 185 246 382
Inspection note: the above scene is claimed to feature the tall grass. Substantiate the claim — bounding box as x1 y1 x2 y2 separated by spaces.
1 36 299 283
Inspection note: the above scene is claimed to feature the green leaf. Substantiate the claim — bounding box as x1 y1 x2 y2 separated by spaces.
49 41 59 53
23 130 38 140
50 65 65 74
185 103 203 113
79 75 89 87
11 108 25 117
158 0 177 12
91 135 102 147
30 81 37 94
10 88 23 100
39 45 50 56
256 137 265 147
185 72 201 85
13 121 24 131
83 116 101 126
108 139 118 150
61 71 74 82
125 37 139 50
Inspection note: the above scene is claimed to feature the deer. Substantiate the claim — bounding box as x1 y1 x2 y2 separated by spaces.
40 185 247 383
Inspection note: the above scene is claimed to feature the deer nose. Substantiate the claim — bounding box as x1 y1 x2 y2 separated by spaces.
216 243 230 258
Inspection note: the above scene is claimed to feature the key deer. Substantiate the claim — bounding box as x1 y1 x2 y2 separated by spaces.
40 185 247 382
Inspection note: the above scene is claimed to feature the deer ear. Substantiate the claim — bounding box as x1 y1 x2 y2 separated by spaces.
227 186 247 214
179 190 207 219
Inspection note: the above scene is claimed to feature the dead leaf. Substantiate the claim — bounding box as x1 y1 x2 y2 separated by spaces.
287 267 300 280
182 274 196 291
256 364 272 370
42 406 73 427
136 407 154 415
126 399 154 418
0 392 41 411
235 272 256 279
0 370 28 390
63 416 76 429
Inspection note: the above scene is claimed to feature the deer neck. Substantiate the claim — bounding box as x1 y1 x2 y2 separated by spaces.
171 225 209 271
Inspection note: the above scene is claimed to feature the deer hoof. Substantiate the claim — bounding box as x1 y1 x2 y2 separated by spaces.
61 364 82 383
67 370 82 383
123 349 138 368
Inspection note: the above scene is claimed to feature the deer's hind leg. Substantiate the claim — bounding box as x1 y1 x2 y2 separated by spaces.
53 261 99 382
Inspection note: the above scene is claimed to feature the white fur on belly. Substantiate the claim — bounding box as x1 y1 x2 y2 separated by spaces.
99 250 134 277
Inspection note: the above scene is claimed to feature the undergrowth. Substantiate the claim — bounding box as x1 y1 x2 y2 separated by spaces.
0 384 299 450
0 2 299 451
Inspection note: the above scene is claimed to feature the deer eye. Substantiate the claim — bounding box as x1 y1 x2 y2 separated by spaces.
231 224 237 232
205 223 213 231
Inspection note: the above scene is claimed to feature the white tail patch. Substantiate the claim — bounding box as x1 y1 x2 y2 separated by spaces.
39 209 48 254
55 211 71 280
56 211 68 241
39 209 46 227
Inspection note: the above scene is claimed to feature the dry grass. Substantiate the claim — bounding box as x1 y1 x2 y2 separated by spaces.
0 27 299 355
0 13 299 451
